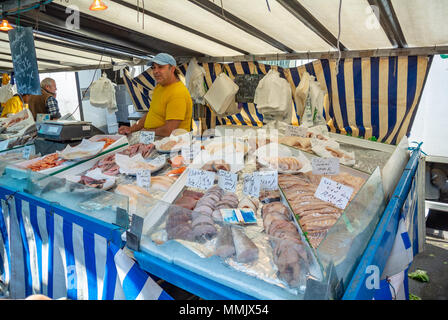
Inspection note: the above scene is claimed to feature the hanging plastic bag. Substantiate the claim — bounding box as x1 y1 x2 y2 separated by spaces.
204 72 239 115
89 73 117 112
294 71 311 119
309 77 327 126
254 69 292 122
0 83 17 103
185 58 206 104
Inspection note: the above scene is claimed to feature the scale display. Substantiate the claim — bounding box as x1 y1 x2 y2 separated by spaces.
37 121 103 142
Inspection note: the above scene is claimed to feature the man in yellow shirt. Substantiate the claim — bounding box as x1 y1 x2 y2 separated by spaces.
118 53 193 137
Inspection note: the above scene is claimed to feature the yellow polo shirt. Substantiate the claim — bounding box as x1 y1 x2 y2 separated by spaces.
1 96 23 118
144 81 193 131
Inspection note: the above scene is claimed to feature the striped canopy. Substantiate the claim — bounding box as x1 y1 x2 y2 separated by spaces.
123 55 432 145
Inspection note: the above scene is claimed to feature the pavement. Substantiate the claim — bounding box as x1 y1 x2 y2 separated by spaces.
408 210 448 300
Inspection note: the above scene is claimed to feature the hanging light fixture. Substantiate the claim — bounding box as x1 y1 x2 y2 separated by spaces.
89 0 108 11
0 19 13 31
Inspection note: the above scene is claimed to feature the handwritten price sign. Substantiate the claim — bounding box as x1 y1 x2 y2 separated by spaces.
136 169 151 190
140 131 155 145
186 168 215 190
217 169 238 193
243 173 261 198
311 157 340 175
314 177 354 210
285 125 307 137
258 170 278 190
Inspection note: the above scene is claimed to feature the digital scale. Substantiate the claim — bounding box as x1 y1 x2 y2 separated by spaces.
35 120 105 155
37 120 104 142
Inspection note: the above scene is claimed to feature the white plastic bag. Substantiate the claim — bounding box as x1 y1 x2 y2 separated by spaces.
204 72 239 115
295 71 327 126
254 69 292 121
89 73 117 112
309 77 327 126
294 71 311 119
0 83 17 103
185 58 206 104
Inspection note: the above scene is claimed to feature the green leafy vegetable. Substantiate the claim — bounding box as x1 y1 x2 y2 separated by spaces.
409 293 422 300
408 269 429 283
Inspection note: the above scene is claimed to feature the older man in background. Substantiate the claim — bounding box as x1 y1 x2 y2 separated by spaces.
26 77 61 120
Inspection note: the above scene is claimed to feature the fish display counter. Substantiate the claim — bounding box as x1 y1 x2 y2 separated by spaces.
0 159 129 227
134 130 389 300
53 132 193 217
0 123 420 300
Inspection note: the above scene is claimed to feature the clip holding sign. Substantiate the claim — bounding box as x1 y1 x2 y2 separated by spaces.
126 214 144 251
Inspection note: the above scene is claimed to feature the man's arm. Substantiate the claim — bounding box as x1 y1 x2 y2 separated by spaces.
149 120 182 137
118 113 147 135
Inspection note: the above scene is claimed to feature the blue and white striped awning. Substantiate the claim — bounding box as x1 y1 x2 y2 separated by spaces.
124 55 431 145
0 189 172 300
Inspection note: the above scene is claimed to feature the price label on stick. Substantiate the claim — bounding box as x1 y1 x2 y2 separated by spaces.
186 168 215 191
311 157 340 175
217 170 238 193
258 170 278 190
140 131 155 144
136 169 151 190
22 145 34 160
181 143 201 163
243 173 261 198
314 177 354 210
285 125 307 137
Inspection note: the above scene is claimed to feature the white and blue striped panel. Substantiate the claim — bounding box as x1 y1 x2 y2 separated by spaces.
0 195 172 300
373 268 409 300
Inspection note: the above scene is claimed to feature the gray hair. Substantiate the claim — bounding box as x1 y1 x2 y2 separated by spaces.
40 78 55 88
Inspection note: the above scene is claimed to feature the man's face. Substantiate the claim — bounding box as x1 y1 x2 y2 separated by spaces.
151 63 174 85
45 81 57 97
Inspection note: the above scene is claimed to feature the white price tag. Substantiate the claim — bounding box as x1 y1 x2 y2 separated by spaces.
285 125 307 137
257 170 278 190
186 168 215 190
22 145 34 160
136 169 151 190
314 177 354 210
311 157 340 175
217 169 238 193
181 143 201 163
243 173 261 198
148 155 166 167
140 131 155 144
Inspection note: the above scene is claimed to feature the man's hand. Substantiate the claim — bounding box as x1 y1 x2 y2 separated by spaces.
118 125 132 135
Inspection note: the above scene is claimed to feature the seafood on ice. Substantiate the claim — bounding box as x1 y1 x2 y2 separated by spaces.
89 143 155 176
261 201 308 287
26 153 66 172
115 184 153 212
265 156 303 172
151 176 176 192
201 159 231 172
230 226 259 263
278 172 365 248
278 136 312 153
